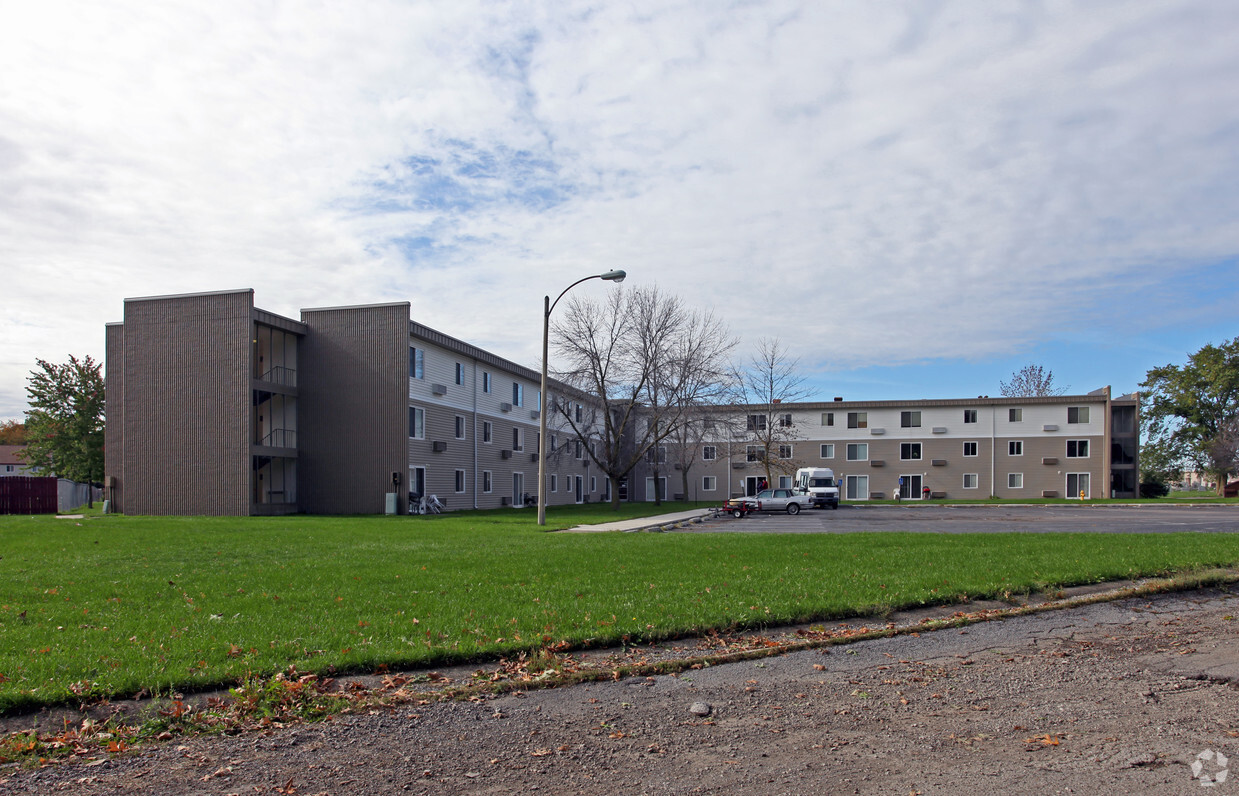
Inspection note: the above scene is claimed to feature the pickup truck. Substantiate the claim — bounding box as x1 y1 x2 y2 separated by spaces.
726 488 812 517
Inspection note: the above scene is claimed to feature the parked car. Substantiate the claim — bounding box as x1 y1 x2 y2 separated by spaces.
727 488 812 516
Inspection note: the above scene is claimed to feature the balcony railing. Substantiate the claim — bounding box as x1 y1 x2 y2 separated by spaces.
260 365 297 387
258 428 297 448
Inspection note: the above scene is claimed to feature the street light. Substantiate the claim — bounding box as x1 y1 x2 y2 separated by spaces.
538 269 627 526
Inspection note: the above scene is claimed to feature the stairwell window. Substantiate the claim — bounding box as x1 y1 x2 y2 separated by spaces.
455 362 464 385
482 372 491 393
512 382 523 407
409 348 424 379
408 407 424 439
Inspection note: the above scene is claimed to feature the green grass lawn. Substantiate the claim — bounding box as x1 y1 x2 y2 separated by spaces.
2 504 1239 715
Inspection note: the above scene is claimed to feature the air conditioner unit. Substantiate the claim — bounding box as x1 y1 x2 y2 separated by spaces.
1042 457 1059 465
530 410 540 420
499 402 512 412
869 460 885 467
932 427 948 434
431 384 447 395
870 428 886 435
1043 424 1059 432
432 441 447 452
931 459 947 467
500 449 512 459
501 496 511 506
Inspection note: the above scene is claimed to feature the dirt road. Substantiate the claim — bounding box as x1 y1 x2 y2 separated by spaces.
4 585 1238 795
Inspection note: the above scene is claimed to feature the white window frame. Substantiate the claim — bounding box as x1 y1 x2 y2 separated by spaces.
1008 440 1023 456
590 476 596 492
512 382 523 407
482 470 492 493
821 412 834 426
1067 439 1089 458
846 442 868 461
900 442 922 461
409 406 425 440
1009 408 1022 422
703 475 717 491
483 421 492 444
454 362 464 386
482 372 491 393
702 445 717 461
777 444 792 460
746 445 762 463
513 427 524 452
550 473 558 493
848 412 867 429
820 443 834 459
963 473 979 489
1008 473 1024 489
1068 406 1090 424
900 411 921 428
454 469 466 494
963 441 978 457
963 409 978 424
410 347 424 379
454 415 465 440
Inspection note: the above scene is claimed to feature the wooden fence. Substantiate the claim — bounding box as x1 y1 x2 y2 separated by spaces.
0 476 59 514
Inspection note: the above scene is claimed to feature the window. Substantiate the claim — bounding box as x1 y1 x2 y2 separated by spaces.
590 476 596 492
483 471 492 493
408 407 424 439
778 444 792 459
482 372 491 393
512 382 523 407
550 474 558 493
821 412 834 426
964 409 978 424
1068 406 1090 424
454 362 464 386
1008 440 1023 456
483 421 492 444
963 441 978 457
820 443 835 459
746 445 762 462
703 476 717 491
1008 473 1024 489
778 413 793 428
409 347 424 379
900 411 921 428
512 428 524 452
963 473 978 489
656 445 666 463
846 443 868 461
778 476 792 488
454 469 465 493
575 440 584 459
702 445 717 461
454 415 465 440
1009 408 1022 422
1067 439 1089 458
900 442 922 460
575 403 583 422
847 412 867 429
747 414 767 432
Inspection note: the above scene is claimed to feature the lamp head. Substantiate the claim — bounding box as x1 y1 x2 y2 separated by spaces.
600 269 626 283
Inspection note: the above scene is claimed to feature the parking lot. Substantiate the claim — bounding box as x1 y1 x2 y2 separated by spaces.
680 503 1239 534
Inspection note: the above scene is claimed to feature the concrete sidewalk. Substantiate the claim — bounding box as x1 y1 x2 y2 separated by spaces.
559 508 717 533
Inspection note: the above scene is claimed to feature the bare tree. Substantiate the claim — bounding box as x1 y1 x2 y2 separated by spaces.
550 285 736 509
733 338 811 487
1000 364 1067 397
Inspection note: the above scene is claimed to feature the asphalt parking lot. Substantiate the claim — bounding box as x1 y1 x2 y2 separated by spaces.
680 503 1239 534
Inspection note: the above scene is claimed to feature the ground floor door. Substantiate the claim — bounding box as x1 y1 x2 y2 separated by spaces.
513 472 524 507
745 476 762 496
899 474 923 500
575 475 583 504
1067 472 1090 499
846 474 869 501
644 476 667 502
618 478 628 501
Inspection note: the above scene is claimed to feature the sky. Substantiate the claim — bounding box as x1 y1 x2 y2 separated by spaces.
2 0 1238 421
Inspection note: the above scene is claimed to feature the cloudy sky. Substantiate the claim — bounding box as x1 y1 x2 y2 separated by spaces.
3 0 1237 420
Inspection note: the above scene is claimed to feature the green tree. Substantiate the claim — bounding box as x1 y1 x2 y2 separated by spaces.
1140 338 1239 496
21 355 105 502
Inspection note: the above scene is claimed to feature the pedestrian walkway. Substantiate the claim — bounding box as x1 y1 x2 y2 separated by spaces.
560 508 717 533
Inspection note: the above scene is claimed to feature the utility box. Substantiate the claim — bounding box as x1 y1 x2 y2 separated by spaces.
385 492 399 515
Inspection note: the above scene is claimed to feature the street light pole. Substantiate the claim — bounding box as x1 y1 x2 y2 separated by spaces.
538 269 626 526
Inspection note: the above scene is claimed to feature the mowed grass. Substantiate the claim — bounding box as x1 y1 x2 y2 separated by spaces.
2 505 1239 714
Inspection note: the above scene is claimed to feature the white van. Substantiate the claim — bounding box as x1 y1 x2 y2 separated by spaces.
794 467 840 509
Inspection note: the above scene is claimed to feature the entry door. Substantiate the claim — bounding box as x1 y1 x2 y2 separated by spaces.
575 475 583 504
1067 472 1090 499
745 476 761 496
899 474 923 500
513 472 524 507
409 467 426 498
618 478 628 501
846 474 869 500
644 477 667 502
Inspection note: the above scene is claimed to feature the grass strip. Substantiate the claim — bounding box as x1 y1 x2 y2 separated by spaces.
3 506 1239 714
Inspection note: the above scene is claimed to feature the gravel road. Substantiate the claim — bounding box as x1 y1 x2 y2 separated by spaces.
5 584 1237 795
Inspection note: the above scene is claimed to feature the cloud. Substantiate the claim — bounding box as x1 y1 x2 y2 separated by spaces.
1 0 1237 419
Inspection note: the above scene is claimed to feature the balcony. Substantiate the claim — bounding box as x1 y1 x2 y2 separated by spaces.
257 428 297 449
260 365 297 387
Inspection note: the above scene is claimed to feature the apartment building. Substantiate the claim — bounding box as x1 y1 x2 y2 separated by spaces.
656 391 1139 502
104 289 604 516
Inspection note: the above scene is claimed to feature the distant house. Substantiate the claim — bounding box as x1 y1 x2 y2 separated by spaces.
0 446 34 477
